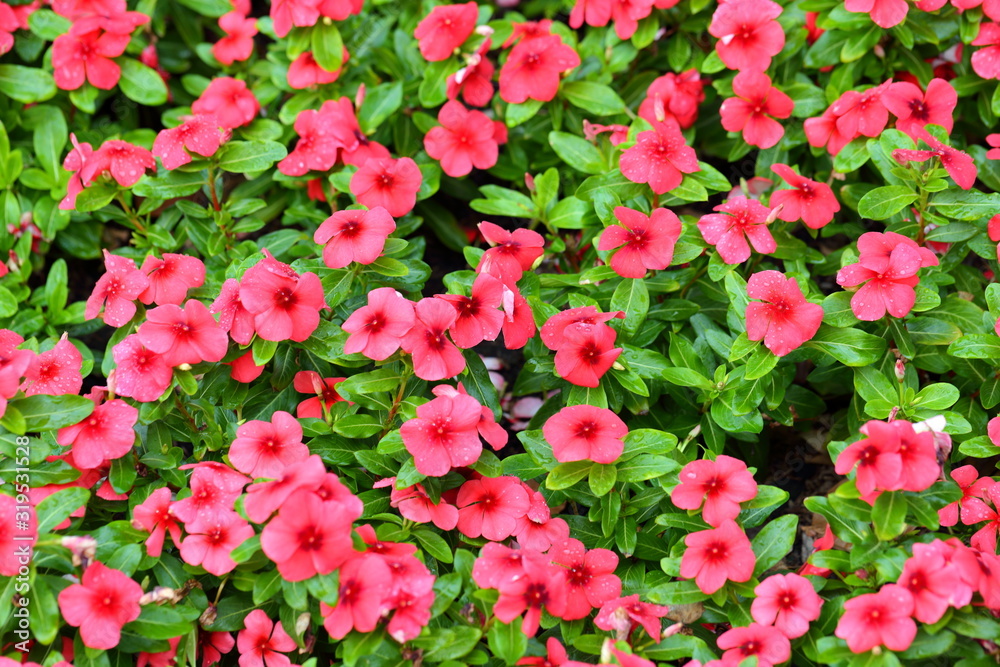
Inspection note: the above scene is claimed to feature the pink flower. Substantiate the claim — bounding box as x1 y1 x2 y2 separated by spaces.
501 285 537 350
86 250 149 326
342 287 415 360
893 136 978 190
899 542 967 624
56 398 137 470
229 410 308 479
554 322 622 388
52 26 130 90
499 35 581 104
540 306 624 351
830 82 892 141
0 494 35 576
237 610 297 667
261 488 355 581
597 207 682 279
938 464 993 527
987 133 1000 160
321 553 392 638
350 157 423 218
751 573 823 638
518 637 594 667
973 23 1000 79
314 205 396 268
638 70 705 129
493 550 567 635
152 115 227 170
477 221 545 287
769 163 840 230
720 71 793 149
293 371 346 419
594 595 670 641
425 101 500 177
745 271 824 357
400 389 482 476
543 404 628 464
671 455 758 526
58 562 142 649
211 278 257 346
132 487 182 557
414 1 478 61
619 118 700 195
287 51 344 89
717 624 791 667
446 40 495 107
834 585 916 653
835 419 938 495
804 107 855 156
278 108 345 176
191 78 260 129
61 134 94 210
436 273 505 349
22 335 82 396
180 511 254 576
112 335 173 402
381 478 459 530
400 298 466 381
139 253 206 306
199 632 236 667
270 0 319 37
456 476 531 541
171 463 249 532
212 11 257 65
550 539 622 620
967 483 1000 552
697 196 776 265
845 0 908 28
80 140 156 188
679 520 756 594
709 0 784 72
243 455 326 523
138 300 229 367
239 251 327 342
836 241 923 321
882 79 957 141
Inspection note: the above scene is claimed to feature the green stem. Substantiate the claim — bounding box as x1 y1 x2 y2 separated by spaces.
207 166 222 212
117 193 146 234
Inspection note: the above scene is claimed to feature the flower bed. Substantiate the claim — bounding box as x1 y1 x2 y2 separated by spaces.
2 0 1000 666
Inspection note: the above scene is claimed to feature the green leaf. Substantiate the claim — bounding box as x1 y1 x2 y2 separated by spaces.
647 580 709 606
948 334 1000 359
547 461 593 490
505 99 543 127
588 463 617 496
312 20 344 71
358 81 403 135
487 621 527 665
751 514 798 576
462 349 502 420
0 65 56 103
948 610 1000 639
616 454 680 482
36 487 90 533
412 528 454 564
929 189 1000 220
872 490 907 540
124 605 198 640
9 394 94 432
560 81 625 115
805 325 887 366
216 141 288 173
857 185 919 220
610 278 649 339
118 59 168 106
548 131 604 174
744 346 778 380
